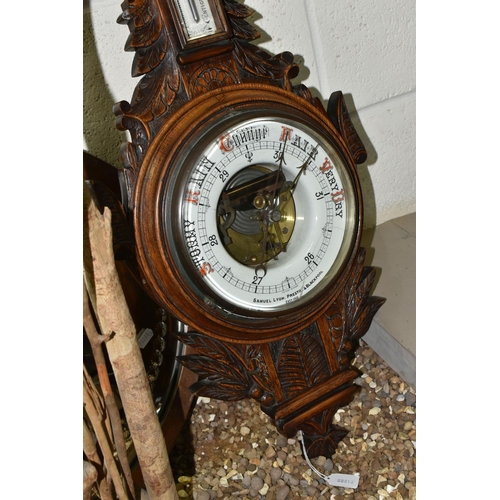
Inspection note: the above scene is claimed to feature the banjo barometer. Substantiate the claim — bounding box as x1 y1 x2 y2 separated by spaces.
109 0 385 457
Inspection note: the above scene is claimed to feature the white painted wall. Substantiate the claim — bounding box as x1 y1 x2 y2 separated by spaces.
83 0 415 227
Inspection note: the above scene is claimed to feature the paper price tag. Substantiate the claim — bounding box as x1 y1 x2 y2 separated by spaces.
325 473 359 489
137 328 154 349
297 430 360 489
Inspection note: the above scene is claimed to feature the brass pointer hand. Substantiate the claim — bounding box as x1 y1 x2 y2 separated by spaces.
287 144 319 194
271 136 288 207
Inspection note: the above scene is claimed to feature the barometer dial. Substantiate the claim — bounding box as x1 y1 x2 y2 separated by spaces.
171 116 357 316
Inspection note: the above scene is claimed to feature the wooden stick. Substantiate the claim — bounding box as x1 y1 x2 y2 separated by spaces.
83 419 114 500
84 183 178 500
83 461 98 500
84 278 136 498
83 364 129 500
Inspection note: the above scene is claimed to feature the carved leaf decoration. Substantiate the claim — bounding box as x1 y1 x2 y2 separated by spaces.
244 345 272 389
189 378 250 401
118 0 168 76
292 84 316 106
115 0 182 168
222 0 259 40
131 28 170 77
175 331 236 362
339 97 368 164
222 0 253 18
175 331 273 401
302 422 349 458
324 249 386 368
233 41 298 81
299 402 357 457
351 302 384 344
343 252 386 343
277 325 331 400
229 16 260 40
115 50 181 148
179 355 250 400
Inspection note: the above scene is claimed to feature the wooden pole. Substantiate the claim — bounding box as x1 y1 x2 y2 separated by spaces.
83 461 98 500
83 183 178 500
83 279 136 498
83 364 129 500
83 418 114 500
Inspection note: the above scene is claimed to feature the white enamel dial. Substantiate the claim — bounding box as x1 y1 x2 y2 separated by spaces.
174 116 356 315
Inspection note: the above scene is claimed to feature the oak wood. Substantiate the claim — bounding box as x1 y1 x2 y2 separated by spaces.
105 0 385 458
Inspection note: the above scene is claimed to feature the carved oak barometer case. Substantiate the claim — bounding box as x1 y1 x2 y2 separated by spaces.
112 0 385 457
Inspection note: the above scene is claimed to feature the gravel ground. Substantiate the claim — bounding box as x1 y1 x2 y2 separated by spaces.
169 341 416 499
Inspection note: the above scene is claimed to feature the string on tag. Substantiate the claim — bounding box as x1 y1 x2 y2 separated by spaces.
297 430 360 489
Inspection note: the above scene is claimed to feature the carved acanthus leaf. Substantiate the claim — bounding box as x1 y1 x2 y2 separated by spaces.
222 0 253 18
177 354 250 400
118 0 168 77
222 0 259 39
233 41 298 82
175 331 274 402
229 16 260 40
175 331 236 362
115 0 182 171
325 249 386 368
300 408 349 457
276 325 331 399
348 267 386 341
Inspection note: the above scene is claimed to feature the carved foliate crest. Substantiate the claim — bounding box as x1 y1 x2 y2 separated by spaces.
114 0 306 177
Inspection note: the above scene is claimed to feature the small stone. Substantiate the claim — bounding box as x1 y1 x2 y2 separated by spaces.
259 483 270 495
250 476 264 491
283 473 299 486
275 485 290 500
404 421 413 431
405 392 416 406
270 467 282 484
193 492 210 500
276 435 288 447
306 485 318 496
323 459 334 472
241 426 251 436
